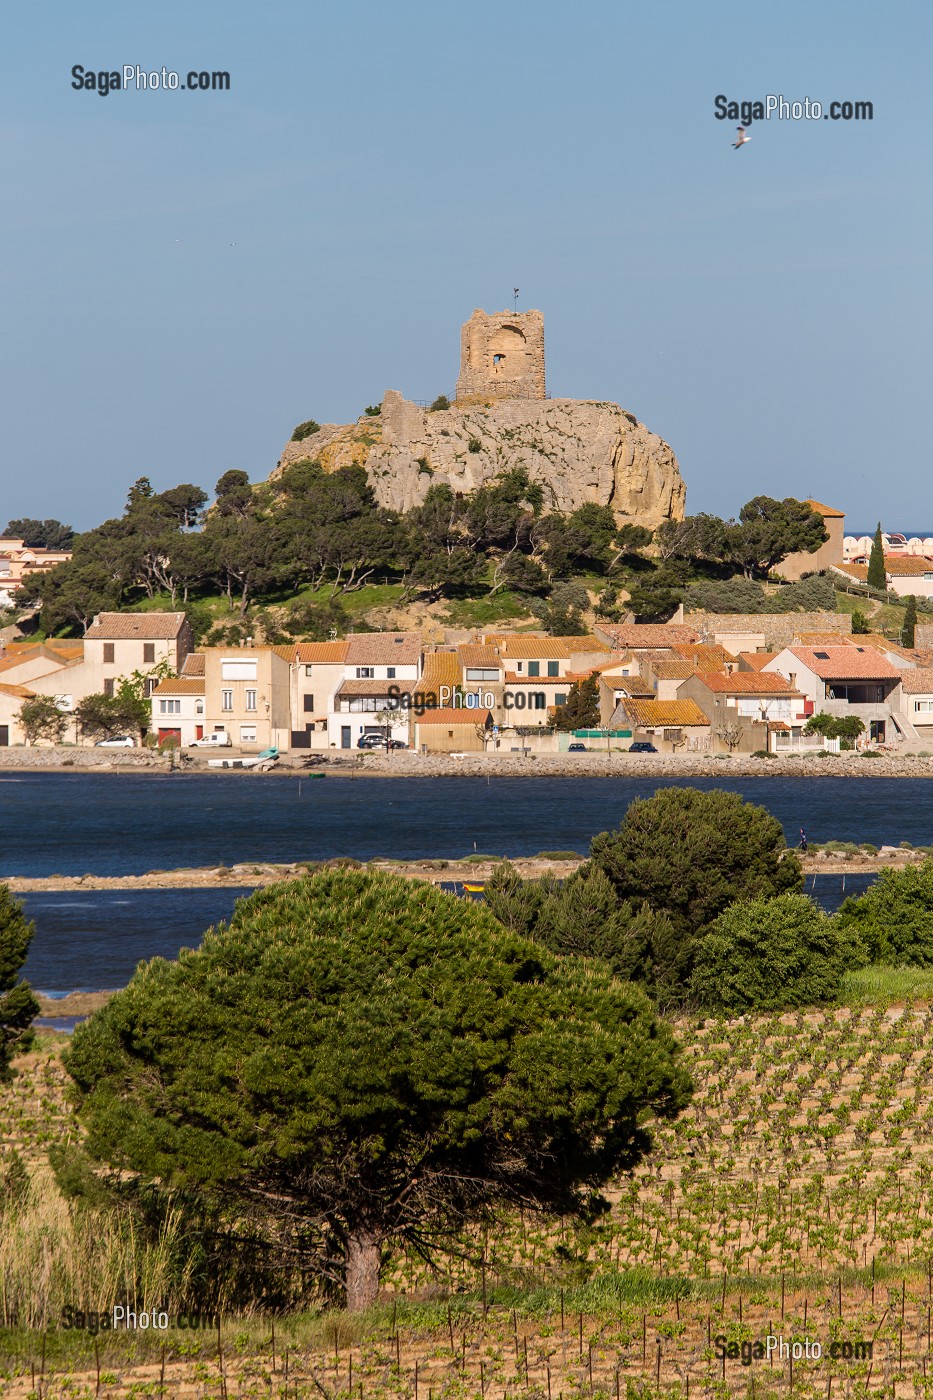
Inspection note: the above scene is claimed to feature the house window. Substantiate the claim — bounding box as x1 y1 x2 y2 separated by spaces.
356 667 374 679
159 699 181 715
554 693 567 705
303 694 315 712
387 667 396 679
305 665 314 676
528 661 540 677
916 700 933 712
143 643 155 664
663 728 683 743
239 725 257 743
221 689 233 711
547 661 559 677
195 701 204 715
245 689 257 712
103 678 114 698
466 668 499 682
103 643 115 664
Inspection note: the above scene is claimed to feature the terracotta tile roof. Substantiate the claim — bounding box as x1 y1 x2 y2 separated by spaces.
671 643 733 668
737 651 780 670
696 670 799 694
597 624 699 649
86 612 188 639
898 668 933 694
180 652 205 676
805 499 845 518
458 643 501 667
345 632 421 666
839 556 933 581
271 645 297 661
622 698 711 728
151 677 205 695
496 638 572 659
421 652 462 689
0 681 34 698
335 679 416 698
416 707 493 725
558 636 610 653
566 659 642 681
794 632 855 646
295 641 349 664
787 646 901 680
650 658 697 680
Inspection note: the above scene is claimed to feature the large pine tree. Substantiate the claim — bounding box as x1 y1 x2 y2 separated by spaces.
867 522 886 590
903 595 918 648
554 673 600 731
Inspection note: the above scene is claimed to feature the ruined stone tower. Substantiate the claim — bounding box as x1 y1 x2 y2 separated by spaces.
455 308 546 401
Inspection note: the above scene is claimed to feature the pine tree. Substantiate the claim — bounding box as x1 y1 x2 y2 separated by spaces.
0 887 40 1079
902 595 918 648
554 673 600 731
867 522 886 590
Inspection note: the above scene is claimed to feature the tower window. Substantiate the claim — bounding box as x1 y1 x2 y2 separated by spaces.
493 354 505 365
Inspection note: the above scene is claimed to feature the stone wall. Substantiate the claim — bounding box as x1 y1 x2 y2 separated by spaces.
455 308 546 401
684 612 853 653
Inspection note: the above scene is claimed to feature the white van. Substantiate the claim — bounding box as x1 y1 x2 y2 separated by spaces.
190 731 232 748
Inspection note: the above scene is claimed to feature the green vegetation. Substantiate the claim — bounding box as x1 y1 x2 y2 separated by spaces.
16 694 69 745
62 871 689 1310
428 394 450 411
553 672 600 730
867 521 886 589
837 858 933 965
903 592 918 647
2 517 75 549
290 419 321 442
690 891 855 1013
0 888 39 1079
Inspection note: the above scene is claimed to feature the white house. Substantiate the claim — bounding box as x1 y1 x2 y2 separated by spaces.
327 633 422 749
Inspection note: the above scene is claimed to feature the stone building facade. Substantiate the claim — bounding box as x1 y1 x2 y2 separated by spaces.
455 308 546 401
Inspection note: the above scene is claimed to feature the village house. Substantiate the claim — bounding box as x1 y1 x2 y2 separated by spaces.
414 707 494 754
899 668 933 744
290 640 350 750
328 633 422 749
202 646 292 751
834 556 933 599
762 645 904 745
83 613 194 697
151 676 206 747
679 669 808 754
0 538 73 608
613 697 711 753
778 500 845 580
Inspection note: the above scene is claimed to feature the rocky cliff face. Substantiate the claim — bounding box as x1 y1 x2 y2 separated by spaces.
274 391 686 526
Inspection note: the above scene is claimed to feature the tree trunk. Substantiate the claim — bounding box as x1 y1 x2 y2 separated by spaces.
345 1231 381 1312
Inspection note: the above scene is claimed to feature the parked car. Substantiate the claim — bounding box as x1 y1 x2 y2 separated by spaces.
628 741 658 753
387 739 408 750
95 735 135 748
357 732 388 749
190 731 232 747
567 742 587 752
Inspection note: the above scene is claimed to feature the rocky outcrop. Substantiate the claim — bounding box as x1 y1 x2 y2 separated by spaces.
275 391 686 527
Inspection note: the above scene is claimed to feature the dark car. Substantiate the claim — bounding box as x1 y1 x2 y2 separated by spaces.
567 742 587 752
628 741 658 753
357 733 387 749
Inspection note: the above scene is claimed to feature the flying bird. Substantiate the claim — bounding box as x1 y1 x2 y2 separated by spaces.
733 126 752 149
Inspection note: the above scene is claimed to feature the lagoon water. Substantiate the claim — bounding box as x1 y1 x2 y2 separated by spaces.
1 772 932 878
3 770 923 996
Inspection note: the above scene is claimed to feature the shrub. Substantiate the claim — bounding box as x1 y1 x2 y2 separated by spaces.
290 420 320 442
861 749 883 758
363 404 381 417
429 395 450 412
690 892 851 1013
417 457 433 475
751 750 773 759
468 437 482 453
0 887 40 1078
837 859 933 966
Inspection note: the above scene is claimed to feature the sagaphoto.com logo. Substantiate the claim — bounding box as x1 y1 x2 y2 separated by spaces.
71 65 230 95
715 93 873 148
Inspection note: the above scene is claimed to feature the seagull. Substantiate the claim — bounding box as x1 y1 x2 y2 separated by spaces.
733 126 752 149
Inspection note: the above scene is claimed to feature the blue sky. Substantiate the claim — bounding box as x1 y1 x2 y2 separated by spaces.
3 0 930 531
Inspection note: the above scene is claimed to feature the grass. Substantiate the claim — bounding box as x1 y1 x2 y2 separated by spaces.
839 963 933 1006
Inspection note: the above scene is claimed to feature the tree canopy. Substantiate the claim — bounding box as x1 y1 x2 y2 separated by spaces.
0 887 40 1080
836 859 933 967
690 892 853 1013
63 871 690 1310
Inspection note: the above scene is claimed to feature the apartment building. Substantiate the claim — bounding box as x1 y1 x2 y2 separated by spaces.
202 647 292 750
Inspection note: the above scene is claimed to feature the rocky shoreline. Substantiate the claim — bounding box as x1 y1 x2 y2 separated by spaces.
1 747 933 778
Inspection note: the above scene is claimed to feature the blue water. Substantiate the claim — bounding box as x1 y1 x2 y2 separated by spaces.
21 888 253 995
23 875 878 999
1 773 932 878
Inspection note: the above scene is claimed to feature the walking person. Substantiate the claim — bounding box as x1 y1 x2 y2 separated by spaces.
798 828 808 854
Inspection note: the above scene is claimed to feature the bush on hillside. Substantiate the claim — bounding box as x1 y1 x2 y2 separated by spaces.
837 859 933 966
290 419 320 442
0 886 40 1079
690 892 853 1013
